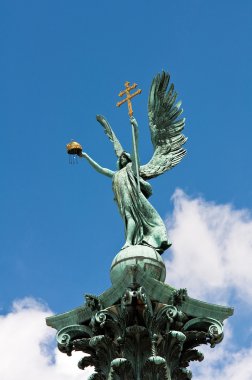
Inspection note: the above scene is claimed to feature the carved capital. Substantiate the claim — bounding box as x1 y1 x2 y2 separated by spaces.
51 280 231 379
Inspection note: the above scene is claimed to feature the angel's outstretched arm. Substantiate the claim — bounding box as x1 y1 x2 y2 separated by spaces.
130 116 140 177
80 152 115 178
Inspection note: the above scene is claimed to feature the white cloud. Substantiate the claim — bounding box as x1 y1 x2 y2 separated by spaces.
163 190 252 379
197 347 252 380
192 326 252 380
166 189 252 304
0 298 93 380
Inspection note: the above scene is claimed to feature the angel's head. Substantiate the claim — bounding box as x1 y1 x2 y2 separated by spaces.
118 152 132 169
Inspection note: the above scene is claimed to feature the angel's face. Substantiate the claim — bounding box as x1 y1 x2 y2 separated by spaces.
119 153 130 168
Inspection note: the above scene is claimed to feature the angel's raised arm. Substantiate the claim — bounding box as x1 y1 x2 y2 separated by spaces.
80 152 115 178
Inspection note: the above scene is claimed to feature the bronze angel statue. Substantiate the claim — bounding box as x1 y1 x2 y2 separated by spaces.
74 71 187 254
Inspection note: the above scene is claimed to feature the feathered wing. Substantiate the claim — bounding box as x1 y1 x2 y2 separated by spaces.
96 115 124 158
140 71 187 180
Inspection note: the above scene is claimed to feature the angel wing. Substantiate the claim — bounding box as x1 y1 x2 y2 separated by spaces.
96 115 124 158
140 71 187 180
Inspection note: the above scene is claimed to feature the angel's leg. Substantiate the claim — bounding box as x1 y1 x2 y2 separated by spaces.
122 211 136 248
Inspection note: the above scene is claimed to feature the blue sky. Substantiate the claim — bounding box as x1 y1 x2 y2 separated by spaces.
1 1 252 379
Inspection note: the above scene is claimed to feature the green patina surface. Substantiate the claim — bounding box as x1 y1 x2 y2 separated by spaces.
47 246 233 331
47 247 233 379
110 245 166 284
48 71 234 379
76 72 186 253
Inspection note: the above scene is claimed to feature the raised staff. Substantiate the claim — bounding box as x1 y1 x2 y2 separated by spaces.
116 81 142 192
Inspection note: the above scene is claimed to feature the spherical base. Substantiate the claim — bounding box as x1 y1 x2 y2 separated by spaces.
110 245 166 285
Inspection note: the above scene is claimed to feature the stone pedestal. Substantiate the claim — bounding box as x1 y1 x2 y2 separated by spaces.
46 246 233 379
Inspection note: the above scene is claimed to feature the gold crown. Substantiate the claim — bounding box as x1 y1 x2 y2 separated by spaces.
66 141 82 155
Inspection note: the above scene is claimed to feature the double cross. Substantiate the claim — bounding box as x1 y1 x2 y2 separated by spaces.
116 82 142 117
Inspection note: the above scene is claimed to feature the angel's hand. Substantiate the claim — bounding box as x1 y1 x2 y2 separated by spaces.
78 150 89 159
130 116 138 129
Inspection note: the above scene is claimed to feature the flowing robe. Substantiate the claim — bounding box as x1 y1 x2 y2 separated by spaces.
112 163 171 253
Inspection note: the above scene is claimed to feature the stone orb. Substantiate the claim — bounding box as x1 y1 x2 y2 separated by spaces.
110 245 166 285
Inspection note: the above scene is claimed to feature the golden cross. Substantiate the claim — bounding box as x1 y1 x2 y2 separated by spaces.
116 81 142 117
